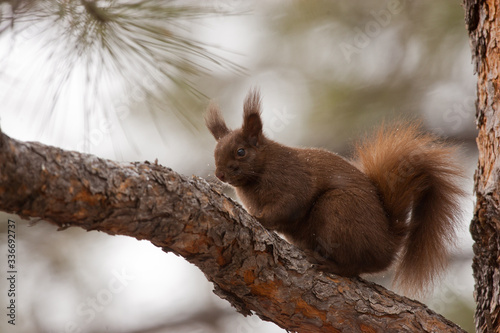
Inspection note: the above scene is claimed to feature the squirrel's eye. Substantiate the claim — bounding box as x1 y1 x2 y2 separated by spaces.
236 148 246 157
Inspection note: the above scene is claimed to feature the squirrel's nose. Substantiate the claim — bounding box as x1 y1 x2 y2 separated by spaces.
215 170 226 182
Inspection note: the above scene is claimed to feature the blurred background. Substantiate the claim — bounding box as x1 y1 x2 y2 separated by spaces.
0 1 477 332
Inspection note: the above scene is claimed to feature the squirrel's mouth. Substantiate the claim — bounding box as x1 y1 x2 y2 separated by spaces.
215 166 257 187
215 169 245 186
225 177 244 187
223 175 250 187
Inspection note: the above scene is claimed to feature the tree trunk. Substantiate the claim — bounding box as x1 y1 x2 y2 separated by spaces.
464 0 500 332
0 129 466 332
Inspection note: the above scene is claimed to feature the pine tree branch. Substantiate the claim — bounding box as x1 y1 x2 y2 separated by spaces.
0 129 465 333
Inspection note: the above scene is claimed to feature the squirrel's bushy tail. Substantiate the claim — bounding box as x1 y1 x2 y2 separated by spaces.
355 123 465 295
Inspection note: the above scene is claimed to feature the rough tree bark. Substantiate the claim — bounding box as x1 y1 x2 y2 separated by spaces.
0 129 465 332
465 0 500 332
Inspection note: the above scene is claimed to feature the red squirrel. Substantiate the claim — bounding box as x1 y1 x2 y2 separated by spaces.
205 88 464 295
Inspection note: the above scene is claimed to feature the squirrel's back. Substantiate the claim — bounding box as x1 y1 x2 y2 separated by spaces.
355 123 465 295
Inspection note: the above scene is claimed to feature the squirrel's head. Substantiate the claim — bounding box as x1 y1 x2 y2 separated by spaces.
205 89 266 187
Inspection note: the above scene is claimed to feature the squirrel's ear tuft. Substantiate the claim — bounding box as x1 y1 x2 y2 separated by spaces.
205 102 230 141
243 88 263 146
243 88 261 118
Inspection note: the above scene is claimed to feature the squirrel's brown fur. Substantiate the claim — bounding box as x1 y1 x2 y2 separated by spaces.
205 88 464 295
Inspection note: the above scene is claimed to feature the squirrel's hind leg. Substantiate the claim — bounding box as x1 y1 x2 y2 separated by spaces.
297 189 399 277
